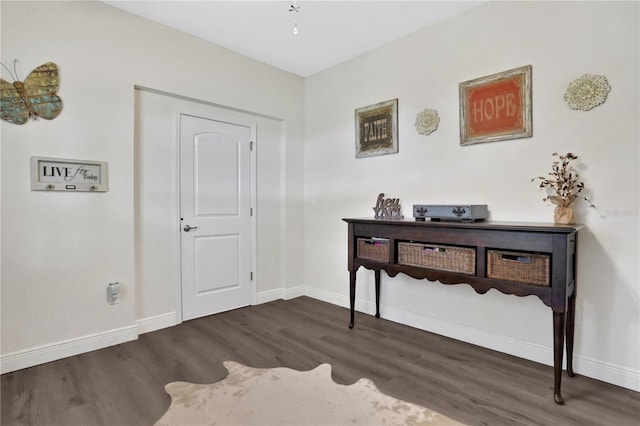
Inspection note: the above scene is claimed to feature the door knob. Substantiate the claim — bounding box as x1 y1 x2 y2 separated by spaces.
183 224 199 232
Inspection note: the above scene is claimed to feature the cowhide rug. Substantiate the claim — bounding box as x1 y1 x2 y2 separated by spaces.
154 360 463 426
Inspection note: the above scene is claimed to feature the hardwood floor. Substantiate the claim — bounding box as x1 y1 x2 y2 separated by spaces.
2 297 639 426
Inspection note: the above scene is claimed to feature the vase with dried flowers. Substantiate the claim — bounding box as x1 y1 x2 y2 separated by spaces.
531 152 595 224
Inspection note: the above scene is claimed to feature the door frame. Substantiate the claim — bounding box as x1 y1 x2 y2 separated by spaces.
174 107 257 323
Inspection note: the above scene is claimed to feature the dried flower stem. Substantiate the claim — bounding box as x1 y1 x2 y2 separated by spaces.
531 152 595 208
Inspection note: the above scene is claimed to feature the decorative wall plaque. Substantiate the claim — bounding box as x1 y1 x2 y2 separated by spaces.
1 60 63 125
415 108 440 136
564 74 611 111
355 99 398 158
31 157 108 192
459 65 532 145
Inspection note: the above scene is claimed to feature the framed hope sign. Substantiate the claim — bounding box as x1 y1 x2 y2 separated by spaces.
459 65 532 146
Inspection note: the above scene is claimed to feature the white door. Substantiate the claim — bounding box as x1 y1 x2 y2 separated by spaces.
180 114 253 320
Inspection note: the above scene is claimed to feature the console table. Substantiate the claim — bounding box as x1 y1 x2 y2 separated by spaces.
343 218 581 405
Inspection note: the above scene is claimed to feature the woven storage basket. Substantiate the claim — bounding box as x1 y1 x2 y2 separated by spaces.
398 242 476 275
487 250 550 286
357 238 389 262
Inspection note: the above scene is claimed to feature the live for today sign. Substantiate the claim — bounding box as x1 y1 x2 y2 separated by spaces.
31 157 108 192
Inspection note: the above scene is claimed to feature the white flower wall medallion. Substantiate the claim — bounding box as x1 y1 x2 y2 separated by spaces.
415 108 440 136
564 74 611 111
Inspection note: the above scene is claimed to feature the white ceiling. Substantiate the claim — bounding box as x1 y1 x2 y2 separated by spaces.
104 1 486 77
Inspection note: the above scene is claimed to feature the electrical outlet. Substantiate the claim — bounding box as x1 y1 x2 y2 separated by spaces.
107 282 120 305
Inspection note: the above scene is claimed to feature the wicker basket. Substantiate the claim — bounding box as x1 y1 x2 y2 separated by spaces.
487 250 550 286
357 238 389 262
398 242 476 275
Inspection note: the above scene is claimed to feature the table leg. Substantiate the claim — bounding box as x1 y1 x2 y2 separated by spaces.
349 271 356 329
566 294 576 377
374 270 381 318
553 311 566 405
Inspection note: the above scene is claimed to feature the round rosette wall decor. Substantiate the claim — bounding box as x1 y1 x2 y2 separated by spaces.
564 74 611 111
415 108 440 136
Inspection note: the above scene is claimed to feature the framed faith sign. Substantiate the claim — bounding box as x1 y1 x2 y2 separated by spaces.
355 98 398 158
31 156 108 192
459 65 532 146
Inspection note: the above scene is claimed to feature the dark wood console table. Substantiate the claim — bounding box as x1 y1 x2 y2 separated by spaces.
343 217 581 405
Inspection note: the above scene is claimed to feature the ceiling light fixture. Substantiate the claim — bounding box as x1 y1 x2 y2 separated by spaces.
289 2 300 35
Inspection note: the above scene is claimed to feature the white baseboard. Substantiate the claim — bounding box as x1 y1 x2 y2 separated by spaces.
304 286 347 307
255 288 285 304
283 285 306 300
574 354 640 392
137 311 178 335
256 286 305 304
0 325 138 374
303 285 640 392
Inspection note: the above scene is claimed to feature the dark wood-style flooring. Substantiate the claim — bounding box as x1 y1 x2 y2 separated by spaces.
2 297 639 426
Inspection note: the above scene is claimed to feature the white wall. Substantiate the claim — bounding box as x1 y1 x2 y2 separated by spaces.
2 0 638 393
1 1 305 372
303 1 639 390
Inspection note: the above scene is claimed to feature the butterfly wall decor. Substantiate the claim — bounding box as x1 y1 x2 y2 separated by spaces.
1 59 63 125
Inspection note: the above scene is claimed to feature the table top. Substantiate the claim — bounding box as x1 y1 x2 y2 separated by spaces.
342 217 583 233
